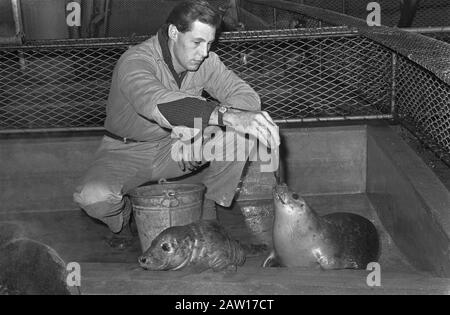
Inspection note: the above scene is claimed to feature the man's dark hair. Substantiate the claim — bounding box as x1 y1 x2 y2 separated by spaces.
166 0 222 33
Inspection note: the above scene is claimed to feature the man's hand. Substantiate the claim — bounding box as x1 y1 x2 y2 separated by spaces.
222 109 280 149
171 126 204 172
179 159 203 172
172 141 203 172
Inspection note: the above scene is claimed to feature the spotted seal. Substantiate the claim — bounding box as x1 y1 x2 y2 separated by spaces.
138 220 246 272
263 184 380 269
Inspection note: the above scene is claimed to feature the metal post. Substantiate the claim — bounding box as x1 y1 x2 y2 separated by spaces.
11 0 26 71
390 52 398 121
11 0 23 40
67 0 82 39
402 26 450 33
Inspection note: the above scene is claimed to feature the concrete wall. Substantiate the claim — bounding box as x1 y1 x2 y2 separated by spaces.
0 134 101 213
2 123 450 276
281 125 367 195
20 0 69 40
0 125 368 213
0 0 15 37
366 125 450 277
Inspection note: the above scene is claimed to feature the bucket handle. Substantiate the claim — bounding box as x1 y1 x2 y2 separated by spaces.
159 178 180 207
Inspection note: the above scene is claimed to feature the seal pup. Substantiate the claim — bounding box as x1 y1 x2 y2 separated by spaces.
138 220 246 272
263 184 380 269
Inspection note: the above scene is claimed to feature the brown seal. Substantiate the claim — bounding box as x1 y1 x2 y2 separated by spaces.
263 184 380 269
138 220 246 272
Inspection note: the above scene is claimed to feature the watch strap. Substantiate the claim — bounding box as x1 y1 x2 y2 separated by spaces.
217 105 228 126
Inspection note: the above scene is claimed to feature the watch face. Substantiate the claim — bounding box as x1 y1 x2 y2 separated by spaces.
219 106 228 114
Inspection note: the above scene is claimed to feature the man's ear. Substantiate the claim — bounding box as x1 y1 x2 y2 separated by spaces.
168 24 178 40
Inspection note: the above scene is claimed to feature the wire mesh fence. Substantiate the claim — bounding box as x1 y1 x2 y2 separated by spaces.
423 31 450 45
242 0 450 164
0 28 393 131
217 30 392 120
0 41 127 129
395 55 450 164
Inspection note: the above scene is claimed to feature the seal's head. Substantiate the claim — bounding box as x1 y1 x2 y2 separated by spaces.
138 226 193 271
273 184 308 216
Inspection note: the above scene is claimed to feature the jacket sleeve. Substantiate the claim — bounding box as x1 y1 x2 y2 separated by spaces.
202 52 261 111
117 57 206 130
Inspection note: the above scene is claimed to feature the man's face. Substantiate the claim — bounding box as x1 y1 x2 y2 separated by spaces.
170 20 216 73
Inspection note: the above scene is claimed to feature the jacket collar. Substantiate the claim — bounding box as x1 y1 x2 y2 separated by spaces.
157 24 187 87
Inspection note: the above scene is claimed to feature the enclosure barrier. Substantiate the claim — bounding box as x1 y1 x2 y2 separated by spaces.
240 0 450 164
0 27 393 131
258 0 450 43
0 0 449 165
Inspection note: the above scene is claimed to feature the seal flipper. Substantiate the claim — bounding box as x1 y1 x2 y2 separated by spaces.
240 243 269 257
209 251 235 272
182 264 209 274
262 251 282 267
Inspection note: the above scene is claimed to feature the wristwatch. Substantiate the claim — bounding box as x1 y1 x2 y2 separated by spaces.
217 105 229 126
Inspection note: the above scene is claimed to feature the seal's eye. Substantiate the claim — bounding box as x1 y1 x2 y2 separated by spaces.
292 193 299 200
161 243 170 252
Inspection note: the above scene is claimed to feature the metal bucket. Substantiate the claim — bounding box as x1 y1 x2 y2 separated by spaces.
129 181 205 253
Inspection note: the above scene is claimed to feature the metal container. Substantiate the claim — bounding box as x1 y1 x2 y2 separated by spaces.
129 181 204 253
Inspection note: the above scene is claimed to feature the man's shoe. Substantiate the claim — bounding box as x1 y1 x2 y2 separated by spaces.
106 223 134 250
106 197 135 250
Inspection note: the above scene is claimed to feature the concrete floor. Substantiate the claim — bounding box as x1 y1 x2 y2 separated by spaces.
0 193 409 267
1 123 450 294
1 193 448 294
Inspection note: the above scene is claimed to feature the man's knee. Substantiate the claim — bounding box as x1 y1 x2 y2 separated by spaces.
73 182 122 217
